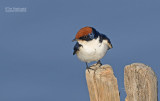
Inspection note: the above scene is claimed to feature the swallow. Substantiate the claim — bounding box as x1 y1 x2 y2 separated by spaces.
72 26 112 68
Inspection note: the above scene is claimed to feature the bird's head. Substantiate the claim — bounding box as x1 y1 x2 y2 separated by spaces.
72 26 96 42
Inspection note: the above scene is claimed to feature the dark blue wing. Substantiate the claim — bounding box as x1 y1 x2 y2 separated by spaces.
73 42 82 55
99 34 110 42
99 34 113 49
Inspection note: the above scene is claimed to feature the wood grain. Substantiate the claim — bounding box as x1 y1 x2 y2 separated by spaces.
86 64 120 101
124 63 157 101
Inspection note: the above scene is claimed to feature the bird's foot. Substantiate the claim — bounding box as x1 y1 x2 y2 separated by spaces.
96 60 102 67
86 63 96 73
86 63 90 73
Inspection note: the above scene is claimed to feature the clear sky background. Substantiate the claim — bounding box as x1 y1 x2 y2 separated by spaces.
0 0 160 101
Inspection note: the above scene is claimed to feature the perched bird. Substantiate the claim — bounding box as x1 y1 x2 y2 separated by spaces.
72 26 112 68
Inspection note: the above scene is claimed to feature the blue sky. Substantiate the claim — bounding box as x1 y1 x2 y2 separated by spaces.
0 0 160 101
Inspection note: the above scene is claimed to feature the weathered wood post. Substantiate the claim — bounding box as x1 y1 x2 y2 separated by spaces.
85 63 158 101
124 63 158 101
86 64 120 101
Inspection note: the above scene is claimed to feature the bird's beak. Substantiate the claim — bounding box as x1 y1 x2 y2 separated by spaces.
72 38 76 42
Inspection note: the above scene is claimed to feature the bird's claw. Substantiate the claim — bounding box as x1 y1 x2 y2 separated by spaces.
96 60 102 67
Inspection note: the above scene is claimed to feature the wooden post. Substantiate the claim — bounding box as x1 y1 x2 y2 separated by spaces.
86 64 120 101
124 63 158 101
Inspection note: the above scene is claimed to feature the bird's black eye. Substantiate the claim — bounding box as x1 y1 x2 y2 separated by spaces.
79 35 91 41
89 33 94 39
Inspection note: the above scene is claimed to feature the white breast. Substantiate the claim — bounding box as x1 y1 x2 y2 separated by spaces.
76 37 109 63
